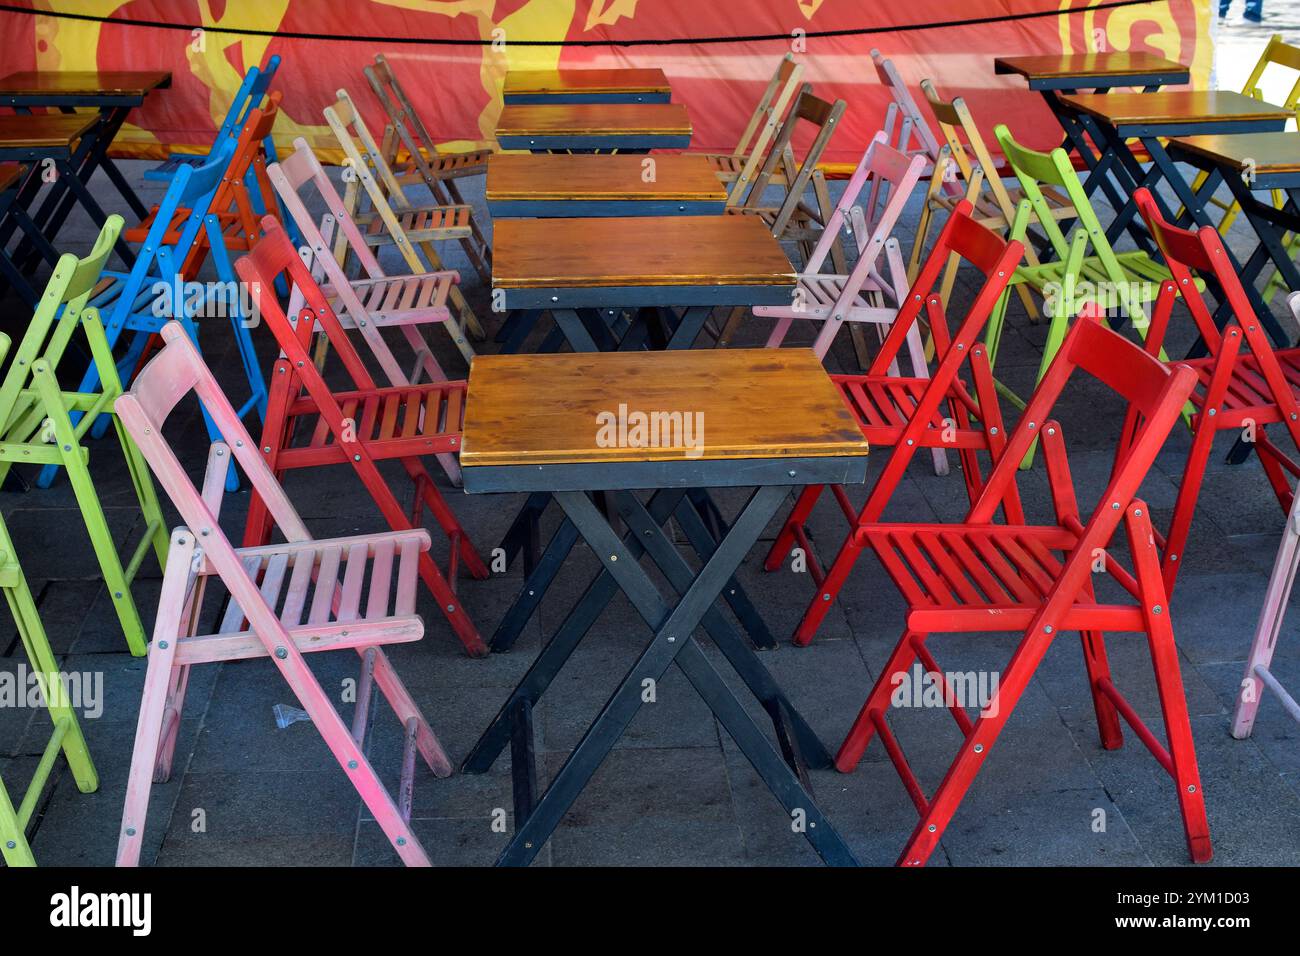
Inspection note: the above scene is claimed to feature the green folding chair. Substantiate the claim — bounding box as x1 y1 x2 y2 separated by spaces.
985 124 1191 397
0 216 169 657
0 327 98 865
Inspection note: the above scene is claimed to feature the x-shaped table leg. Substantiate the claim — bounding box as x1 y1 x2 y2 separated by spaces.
490 487 775 653
472 485 854 866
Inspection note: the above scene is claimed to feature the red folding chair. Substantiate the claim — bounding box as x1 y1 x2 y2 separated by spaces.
236 220 489 657
838 311 1210 866
764 201 1024 644
115 322 449 866
1129 187 1300 593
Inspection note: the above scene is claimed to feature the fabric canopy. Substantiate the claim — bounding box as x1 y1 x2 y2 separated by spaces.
0 1 1211 167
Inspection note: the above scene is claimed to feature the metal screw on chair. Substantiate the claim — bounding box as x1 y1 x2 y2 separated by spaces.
788 469 797 477
973 744 984 753
263 446 271 453
667 636 676 643
446 604 455 613
1134 509 1143 517
822 594 831 601
159 641 168 650
354 455 362 461
275 646 288 659
1153 605 1163 614
6 840 16 848
928 824 936 832
396 837 407 846
348 760 358 769
124 829 135 837
1044 625 1053 634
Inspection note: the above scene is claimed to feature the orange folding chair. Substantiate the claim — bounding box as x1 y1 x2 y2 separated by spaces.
835 312 1210 866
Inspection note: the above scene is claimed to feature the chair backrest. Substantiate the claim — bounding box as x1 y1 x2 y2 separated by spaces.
1240 34 1300 113
325 88 411 208
921 79 1018 222
723 54 805 206
1133 187 1277 366
115 321 311 547
213 55 281 150
362 55 458 187
98 141 234 327
0 215 122 429
963 312 1197 616
810 133 924 305
742 88 846 235
869 199 1023 378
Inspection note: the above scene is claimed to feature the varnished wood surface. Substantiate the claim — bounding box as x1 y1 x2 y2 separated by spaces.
486 153 726 201
0 113 98 148
503 68 670 96
995 52 1187 80
496 103 691 137
1059 90 1292 125
461 349 868 466
492 214 793 288
0 70 171 97
1170 131 1300 174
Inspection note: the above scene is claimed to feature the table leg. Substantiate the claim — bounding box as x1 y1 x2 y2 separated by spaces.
665 305 717 349
491 486 854 866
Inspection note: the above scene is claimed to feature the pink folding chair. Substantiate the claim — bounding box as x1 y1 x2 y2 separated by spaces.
1233 291 1300 738
755 132 926 363
268 138 473 373
115 322 450 867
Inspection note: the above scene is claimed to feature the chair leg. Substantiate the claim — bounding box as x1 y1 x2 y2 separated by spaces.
715 306 747 348
1079 630 1124 749
792 529 866 646
836 628 926 771
367 646 452 776
763 484 825 571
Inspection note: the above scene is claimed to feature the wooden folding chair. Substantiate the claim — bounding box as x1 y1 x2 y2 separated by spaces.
365 53 492 184
143 56 281 185
764 202 1024 644
114 321 450 866
699 53 805 205
871 49 950 187
325 88 490 287
324 89 485 339
985 123 1187 424
753 133 926 363
1127 187 1300 595
0 216 168 657
1234 291 1300 738
236 218 489 657
268 137 473 372
727 87 846 257
915 80 1074 318
836 312 1210 866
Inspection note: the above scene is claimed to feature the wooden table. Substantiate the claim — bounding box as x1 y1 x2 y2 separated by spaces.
503 67 671 104
0 70 169 277
1167 131 1300 342
1057 90 1291 255
492 214 793 351
995 52 1189 216
486 153 727 217
0 114 110 303
489 214 794 645
459 348 868 867
495 102 691 152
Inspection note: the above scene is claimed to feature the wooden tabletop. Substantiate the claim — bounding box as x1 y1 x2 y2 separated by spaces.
461 349 868 467
1059 90 1292 125
0 113 99 148
487 153 726 202
1170 131 1300 173
995 52 1187 81
496 103 691 137
504 68 670 96
492 215 793 289
0 70 171 97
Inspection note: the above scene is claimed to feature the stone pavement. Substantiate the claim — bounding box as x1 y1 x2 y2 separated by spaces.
2 101 1299 867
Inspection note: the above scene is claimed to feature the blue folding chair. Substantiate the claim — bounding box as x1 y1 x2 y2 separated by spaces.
37 141 267 491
